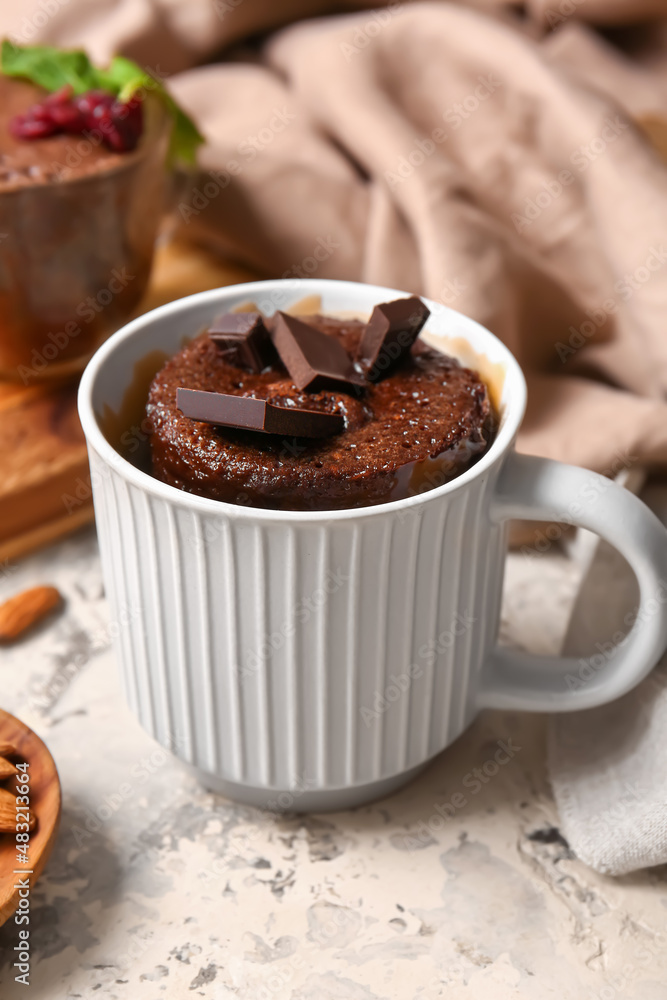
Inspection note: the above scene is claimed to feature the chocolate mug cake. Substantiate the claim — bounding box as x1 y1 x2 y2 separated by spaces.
146 296 496 510
79 278 667 810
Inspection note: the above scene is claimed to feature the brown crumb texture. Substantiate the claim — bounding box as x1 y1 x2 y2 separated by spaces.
147 315 495 510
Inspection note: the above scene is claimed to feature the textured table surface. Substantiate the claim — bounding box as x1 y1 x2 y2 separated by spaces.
0 524 666 999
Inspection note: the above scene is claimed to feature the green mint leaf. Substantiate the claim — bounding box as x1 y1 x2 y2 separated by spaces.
160 94 204 167
1 40 99 93
96 56 148 101
102 56 205 166
1 41 204 166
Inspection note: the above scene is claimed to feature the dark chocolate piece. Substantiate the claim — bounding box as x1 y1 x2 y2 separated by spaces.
177 387 344 438
208 312 277 372
271 312 366 393
150 314 495 510
358 297 430 381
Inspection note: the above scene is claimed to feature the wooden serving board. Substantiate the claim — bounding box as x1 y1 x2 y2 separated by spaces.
0 708 61 927
0 240 256 563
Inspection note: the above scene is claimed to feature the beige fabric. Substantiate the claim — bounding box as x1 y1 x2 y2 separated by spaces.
550 661 667 875
550 518 667 876
529 0 667 26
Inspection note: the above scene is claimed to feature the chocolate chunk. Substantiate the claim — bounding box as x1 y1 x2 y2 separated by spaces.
177 387 344 438
208 312 277 372
271 312 366 393
358 297 430 381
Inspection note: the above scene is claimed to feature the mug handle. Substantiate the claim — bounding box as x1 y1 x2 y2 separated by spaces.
477 452 667 711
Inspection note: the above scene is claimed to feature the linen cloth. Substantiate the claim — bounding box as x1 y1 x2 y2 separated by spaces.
550 519 667 876
549 662 667 875
5 0 667 874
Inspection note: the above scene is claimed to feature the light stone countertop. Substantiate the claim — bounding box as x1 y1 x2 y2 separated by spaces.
0 524 666 999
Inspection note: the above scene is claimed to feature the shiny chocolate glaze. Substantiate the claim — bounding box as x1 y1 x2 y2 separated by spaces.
147 315 496 511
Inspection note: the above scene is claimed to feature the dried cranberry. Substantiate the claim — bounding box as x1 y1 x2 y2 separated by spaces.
73 90 115 121
48 102 87 133
116 96 143 142
9 115 58 139
106 96 144 152
9 87 144 152
24 102 53 123
44 85 74 106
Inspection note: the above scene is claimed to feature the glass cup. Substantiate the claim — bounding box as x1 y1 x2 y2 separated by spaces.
0 98 170 383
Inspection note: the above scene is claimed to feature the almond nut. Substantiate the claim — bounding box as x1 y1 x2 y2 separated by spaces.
0 787 36 834
0 585 62 642
0 757 18 780
0 742 18 758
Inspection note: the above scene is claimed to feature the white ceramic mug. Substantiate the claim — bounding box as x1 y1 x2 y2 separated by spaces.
78 279 667 811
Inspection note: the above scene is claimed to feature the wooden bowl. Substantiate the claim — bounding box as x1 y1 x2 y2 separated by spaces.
0 709 61 926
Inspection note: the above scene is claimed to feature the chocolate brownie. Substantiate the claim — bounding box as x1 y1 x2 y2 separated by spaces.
146 313 495 511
